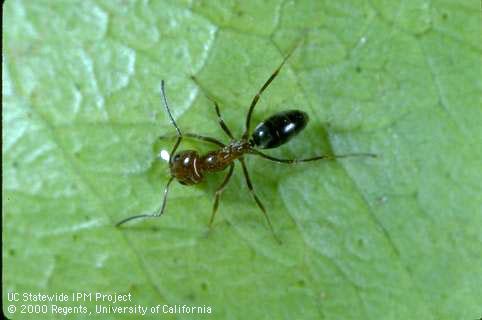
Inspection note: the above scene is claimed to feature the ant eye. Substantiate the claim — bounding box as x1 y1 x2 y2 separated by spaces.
173 154 181 162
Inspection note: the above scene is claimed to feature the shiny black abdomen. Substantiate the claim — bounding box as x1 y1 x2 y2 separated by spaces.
250 110 309 149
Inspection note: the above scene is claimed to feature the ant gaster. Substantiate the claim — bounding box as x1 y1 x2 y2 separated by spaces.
116 47 376 243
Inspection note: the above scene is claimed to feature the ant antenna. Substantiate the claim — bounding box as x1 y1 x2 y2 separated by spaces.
115 176 175 226
116 81 182 227
161 80 183 164
161 80 182 137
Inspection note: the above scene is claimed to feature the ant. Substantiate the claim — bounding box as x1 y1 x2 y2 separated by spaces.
116 46 376 243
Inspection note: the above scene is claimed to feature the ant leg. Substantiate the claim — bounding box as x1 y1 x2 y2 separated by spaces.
160 133 225 147
238 157 282 244
250 149 377 163
214 101 234 139
242 43 300 139
116 176 175 226
188 133 226 146
190 75 234 139
208 163 235 227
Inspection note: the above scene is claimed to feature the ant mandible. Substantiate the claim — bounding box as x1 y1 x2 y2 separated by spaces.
116 45 376 243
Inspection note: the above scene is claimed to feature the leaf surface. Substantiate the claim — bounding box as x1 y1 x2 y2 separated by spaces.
3 1 481 319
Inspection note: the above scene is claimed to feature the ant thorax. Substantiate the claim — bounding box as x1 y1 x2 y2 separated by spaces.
201 139 251 172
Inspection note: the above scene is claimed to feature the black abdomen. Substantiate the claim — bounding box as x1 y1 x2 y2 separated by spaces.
251 110 309 149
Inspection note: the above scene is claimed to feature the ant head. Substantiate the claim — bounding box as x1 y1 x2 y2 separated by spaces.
170 150 203 185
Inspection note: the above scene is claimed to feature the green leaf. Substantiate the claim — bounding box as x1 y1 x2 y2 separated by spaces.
3 1 481 319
